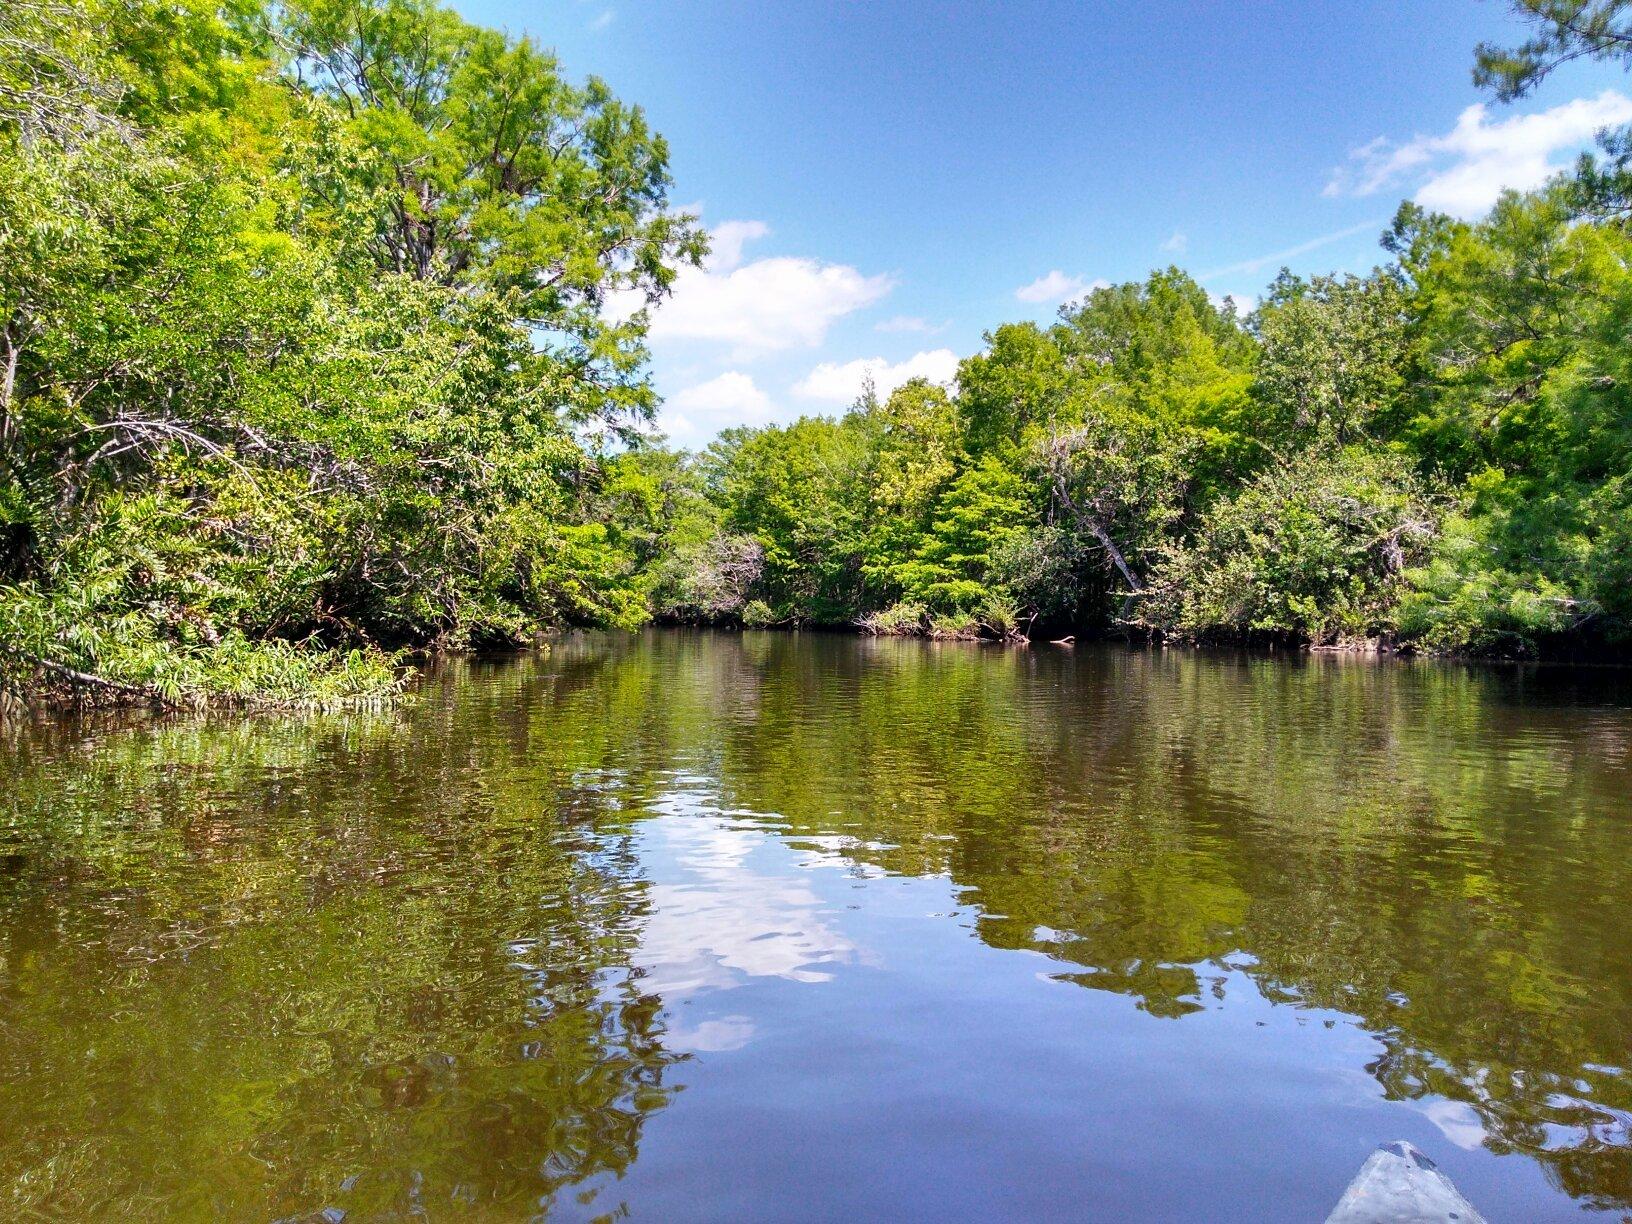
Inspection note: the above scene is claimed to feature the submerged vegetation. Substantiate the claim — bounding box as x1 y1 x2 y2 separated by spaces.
3 0 1631 707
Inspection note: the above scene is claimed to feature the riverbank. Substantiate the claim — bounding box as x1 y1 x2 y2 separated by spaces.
16 616 1630 716
0 639 409 714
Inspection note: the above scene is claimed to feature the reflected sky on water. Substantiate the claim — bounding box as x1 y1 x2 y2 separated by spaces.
2 631 1630 1220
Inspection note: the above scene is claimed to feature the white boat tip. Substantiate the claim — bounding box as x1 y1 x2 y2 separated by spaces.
1324 1140 1486 1224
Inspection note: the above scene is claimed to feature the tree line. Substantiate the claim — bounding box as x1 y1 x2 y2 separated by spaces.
0 0 701 706
645 2 1632 657
644 192 1632 656
2 0 1629 707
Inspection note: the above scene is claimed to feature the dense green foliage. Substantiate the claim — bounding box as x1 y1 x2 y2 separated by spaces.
661 3 1632 657
0 0 699 706
4 0 1631 708
679 221 1630 654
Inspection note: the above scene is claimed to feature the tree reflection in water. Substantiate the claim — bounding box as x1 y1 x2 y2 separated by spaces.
0 701 683 1219
2 632 1630 1216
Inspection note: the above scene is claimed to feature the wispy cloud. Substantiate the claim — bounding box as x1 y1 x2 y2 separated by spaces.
875 315 948 335
1325 90 1632 218
1015 270 1109 304
1160 231 1188 254
1197 220 1385 281
588 8 614 30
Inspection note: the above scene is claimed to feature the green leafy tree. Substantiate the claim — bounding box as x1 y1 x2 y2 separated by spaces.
1390 187 1632 650
714 417 873 623
1147 447 1438 643
0 0 704 706
892 456 1029 612
276 0 704 436
1474 1 1632 102
1255 270 1411 446
853 378 963 605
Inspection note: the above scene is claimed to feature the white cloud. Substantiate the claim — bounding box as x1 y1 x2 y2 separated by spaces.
1326 90 1632 218
1198 220 1384 281
658 411 696 439
1015 270 1107 304
666 1015 756 1053
707 219 769 272
643 220 893 357
1160 230 1188 254
792 348 960 404
635 816 857 998
588 8 614 30
665 371 776 432
1415 1098 1488 1152
875 314 947 335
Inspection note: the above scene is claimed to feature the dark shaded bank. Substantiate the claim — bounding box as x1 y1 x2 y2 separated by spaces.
11 614 1629 718
650 612 1632 667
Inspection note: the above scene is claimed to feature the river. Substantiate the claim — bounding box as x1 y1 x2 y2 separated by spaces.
2 632 1629 1220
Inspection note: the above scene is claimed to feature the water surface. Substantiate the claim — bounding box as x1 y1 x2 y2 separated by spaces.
2 632 1630 1220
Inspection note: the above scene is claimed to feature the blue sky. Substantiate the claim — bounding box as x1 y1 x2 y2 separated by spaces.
458 0 1628 448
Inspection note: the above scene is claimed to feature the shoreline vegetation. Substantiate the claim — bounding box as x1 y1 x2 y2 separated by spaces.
4 0 1632 710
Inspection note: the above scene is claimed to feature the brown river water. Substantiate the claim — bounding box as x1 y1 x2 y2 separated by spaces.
1 631 1629 1221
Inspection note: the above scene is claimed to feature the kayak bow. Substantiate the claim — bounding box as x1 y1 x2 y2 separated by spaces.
1324 1141 1486 1224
